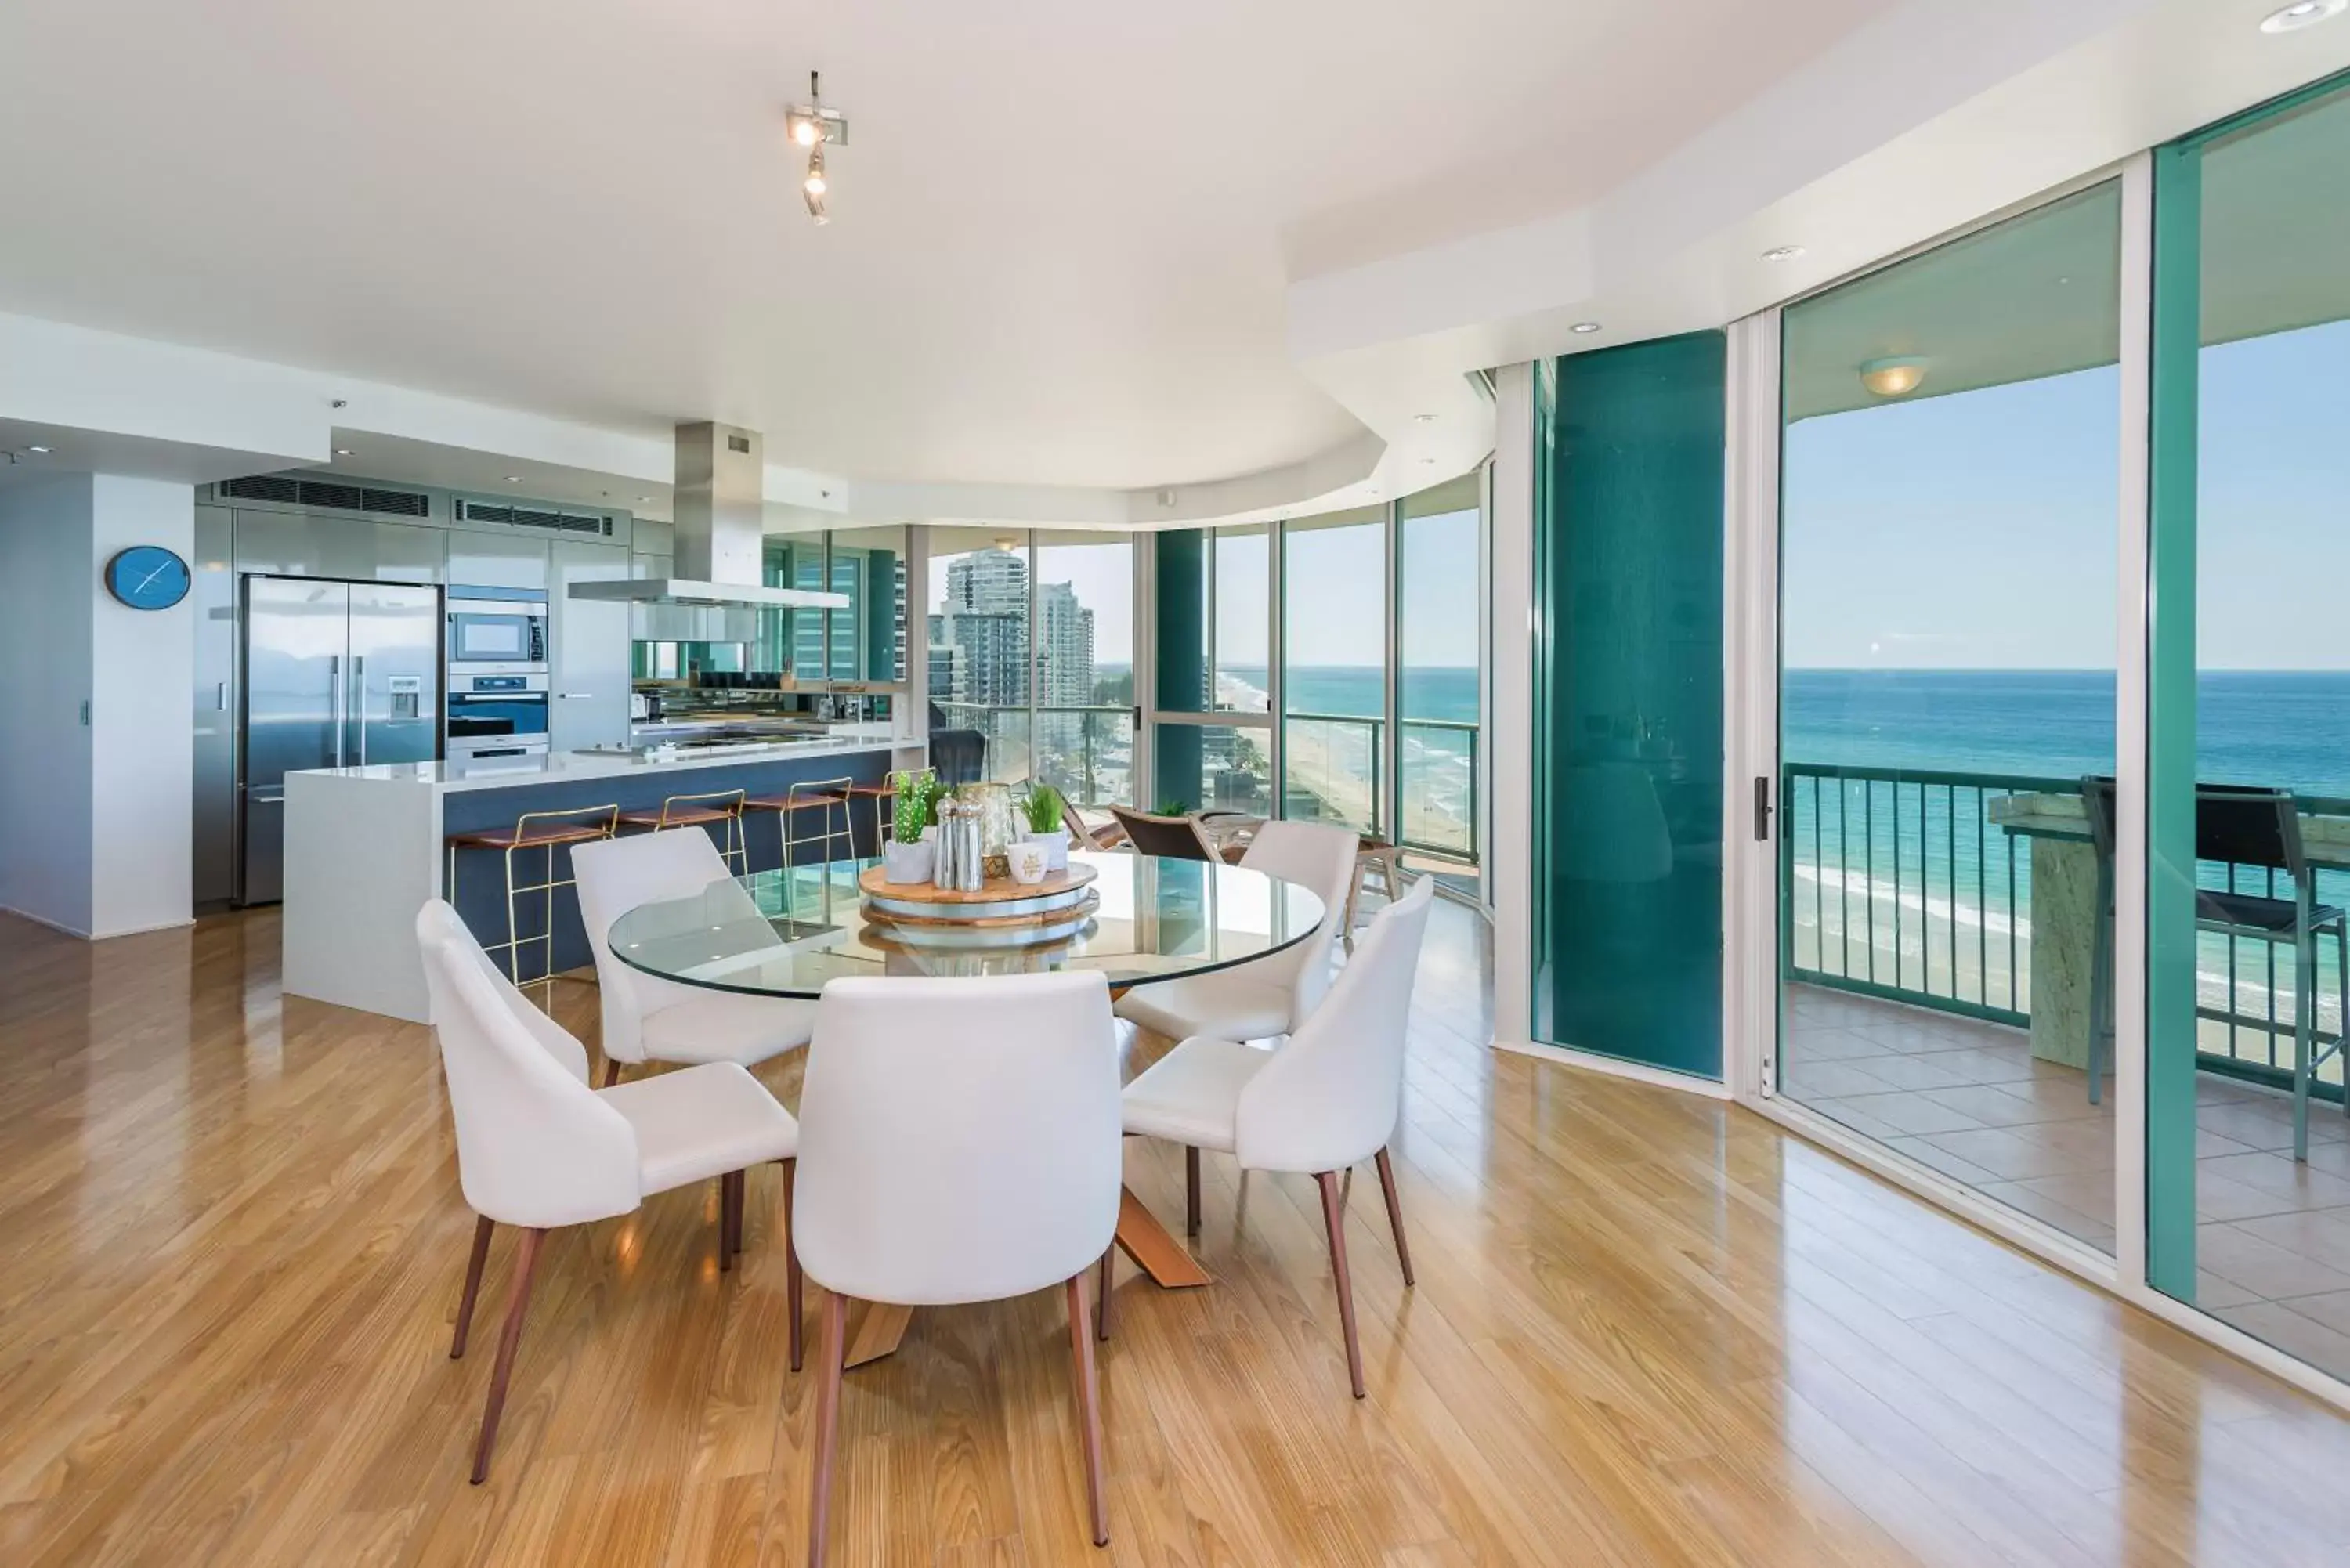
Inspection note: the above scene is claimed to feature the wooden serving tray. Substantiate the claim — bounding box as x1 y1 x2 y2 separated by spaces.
858 860 1097 905
860 891 1102 930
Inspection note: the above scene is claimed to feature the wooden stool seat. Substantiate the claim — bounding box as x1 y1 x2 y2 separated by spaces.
616 805 733 829
844 782 896 799
449 822 615 852
745 792 851 812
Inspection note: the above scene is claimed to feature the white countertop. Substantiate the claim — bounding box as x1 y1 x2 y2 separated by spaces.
290 727 907 793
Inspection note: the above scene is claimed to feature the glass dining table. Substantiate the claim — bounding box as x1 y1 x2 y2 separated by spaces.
606 848 1325 1366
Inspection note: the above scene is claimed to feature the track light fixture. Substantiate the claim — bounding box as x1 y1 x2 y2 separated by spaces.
786 71 848 226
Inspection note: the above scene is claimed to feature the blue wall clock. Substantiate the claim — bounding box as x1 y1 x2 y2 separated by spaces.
104 545 193 611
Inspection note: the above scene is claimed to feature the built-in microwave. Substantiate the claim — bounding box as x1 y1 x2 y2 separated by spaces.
446 586 548 675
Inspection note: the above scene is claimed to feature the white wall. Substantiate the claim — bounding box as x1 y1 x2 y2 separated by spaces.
0 471 195 938
0 476 97 934
89 475 195 935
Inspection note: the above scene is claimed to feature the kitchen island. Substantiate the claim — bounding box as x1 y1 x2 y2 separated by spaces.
282 728 918 1022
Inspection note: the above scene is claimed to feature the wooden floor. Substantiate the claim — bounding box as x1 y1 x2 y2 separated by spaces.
5 906 2350 1566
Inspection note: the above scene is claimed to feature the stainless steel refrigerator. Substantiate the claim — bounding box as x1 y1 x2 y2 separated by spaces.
240 576 441 904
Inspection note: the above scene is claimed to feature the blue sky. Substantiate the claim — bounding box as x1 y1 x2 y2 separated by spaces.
1784 318 2350 671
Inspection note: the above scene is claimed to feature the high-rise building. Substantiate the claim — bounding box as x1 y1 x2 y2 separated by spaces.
1037 581 1095 706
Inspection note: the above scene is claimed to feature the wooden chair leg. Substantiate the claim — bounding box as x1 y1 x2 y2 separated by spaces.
1095 1247 1115 1342
808 1291 849 1567
783 1160 804 1373
470 1226 547 1483
1374 1147 1414 1288
450 1215 495 1359
1315 1172 1365 1400
1064 1274 1111 1546
719 1171 743 1270
599 1058 623 1088
1184 1145 1201 1237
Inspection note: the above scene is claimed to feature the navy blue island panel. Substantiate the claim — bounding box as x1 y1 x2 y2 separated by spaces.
443 749 894 978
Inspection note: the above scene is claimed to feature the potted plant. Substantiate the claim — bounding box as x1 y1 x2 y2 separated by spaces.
882 769 940 884
1022 783 1072 872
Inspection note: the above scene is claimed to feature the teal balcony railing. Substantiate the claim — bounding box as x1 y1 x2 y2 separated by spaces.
1278 713 1481 864
1781 761 2349 1100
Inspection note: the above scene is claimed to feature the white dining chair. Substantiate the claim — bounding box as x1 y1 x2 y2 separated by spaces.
416 900 803 1483
794 972 1122 1562
1114 875 1437 1398
1113 818 1359 1050
573 829 817 1085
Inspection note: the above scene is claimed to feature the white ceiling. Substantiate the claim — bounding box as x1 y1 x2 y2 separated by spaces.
0 0 1894 496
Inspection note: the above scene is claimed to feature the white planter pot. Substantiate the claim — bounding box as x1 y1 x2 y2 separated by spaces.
1025 827 1072 872
881 838 935 885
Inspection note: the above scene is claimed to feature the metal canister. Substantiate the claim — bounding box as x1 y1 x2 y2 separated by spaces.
935 799 985 891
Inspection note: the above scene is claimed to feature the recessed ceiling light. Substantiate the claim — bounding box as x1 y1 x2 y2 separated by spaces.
1762 245 1806 263
26 444 49 454
1412 413 1438 423
1419 457 1437 464
1858 356 1929 397
635 496 652 503
2262 0 2345 33
1570 321 1603 334
334 447 353 456
505 475 522 483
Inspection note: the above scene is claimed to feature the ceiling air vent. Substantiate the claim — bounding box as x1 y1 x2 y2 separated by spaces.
219 475 301 504
220 474 432 517
457 500 514 526
456 496 614 536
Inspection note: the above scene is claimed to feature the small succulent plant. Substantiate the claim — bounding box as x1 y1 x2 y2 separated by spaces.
892 769 942 845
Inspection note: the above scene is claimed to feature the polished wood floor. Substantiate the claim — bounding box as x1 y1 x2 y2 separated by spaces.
5 905 2349 1566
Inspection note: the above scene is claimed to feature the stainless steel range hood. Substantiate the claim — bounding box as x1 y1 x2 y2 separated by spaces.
570 421 849 640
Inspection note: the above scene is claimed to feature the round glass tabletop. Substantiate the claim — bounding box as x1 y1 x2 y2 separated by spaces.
606 850 1325 999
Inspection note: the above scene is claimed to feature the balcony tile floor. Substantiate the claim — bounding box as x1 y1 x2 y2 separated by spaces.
1784 982 2350 1384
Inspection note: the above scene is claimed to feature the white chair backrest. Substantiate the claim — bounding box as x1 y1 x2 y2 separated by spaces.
1238 819 1361 1021
416 900 642 1228
793 972 1123 1306
573 829 748 1064
418 898 593 1083
1235 876 1437 1173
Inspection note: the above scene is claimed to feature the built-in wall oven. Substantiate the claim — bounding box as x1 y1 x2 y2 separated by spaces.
445 585 548 674
446 585 551 760
446 674 551 761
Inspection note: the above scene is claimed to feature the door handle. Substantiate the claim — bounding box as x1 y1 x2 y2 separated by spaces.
1753 775 1773 843
354 654 367 764
328 654 343 766
558 692 593 699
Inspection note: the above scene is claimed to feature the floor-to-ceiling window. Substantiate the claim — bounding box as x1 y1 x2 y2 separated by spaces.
1282 505 1387 833
1775 182 2124 1246
1397 475 1481 864
2147 75 2350 1384
925 526 1133 802
1032 531 1134 807
928 528 1032 782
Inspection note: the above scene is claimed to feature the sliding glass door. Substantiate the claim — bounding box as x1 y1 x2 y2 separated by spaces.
1774 182 2124 1248
2146 76 2350 1381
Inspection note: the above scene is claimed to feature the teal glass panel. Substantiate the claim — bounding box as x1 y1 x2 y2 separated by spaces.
2148 72 2350 1374
1535 331 1726 1078
1152 529 1208 808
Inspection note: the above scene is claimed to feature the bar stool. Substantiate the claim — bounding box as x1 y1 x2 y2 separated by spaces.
443 804 620 990
746 777 855 873
1343 834 1407 953
844 779 897 858
616 789 750 875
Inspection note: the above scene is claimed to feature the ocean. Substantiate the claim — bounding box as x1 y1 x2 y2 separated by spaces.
1784 669 2350 1035
1786 668 2350 795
